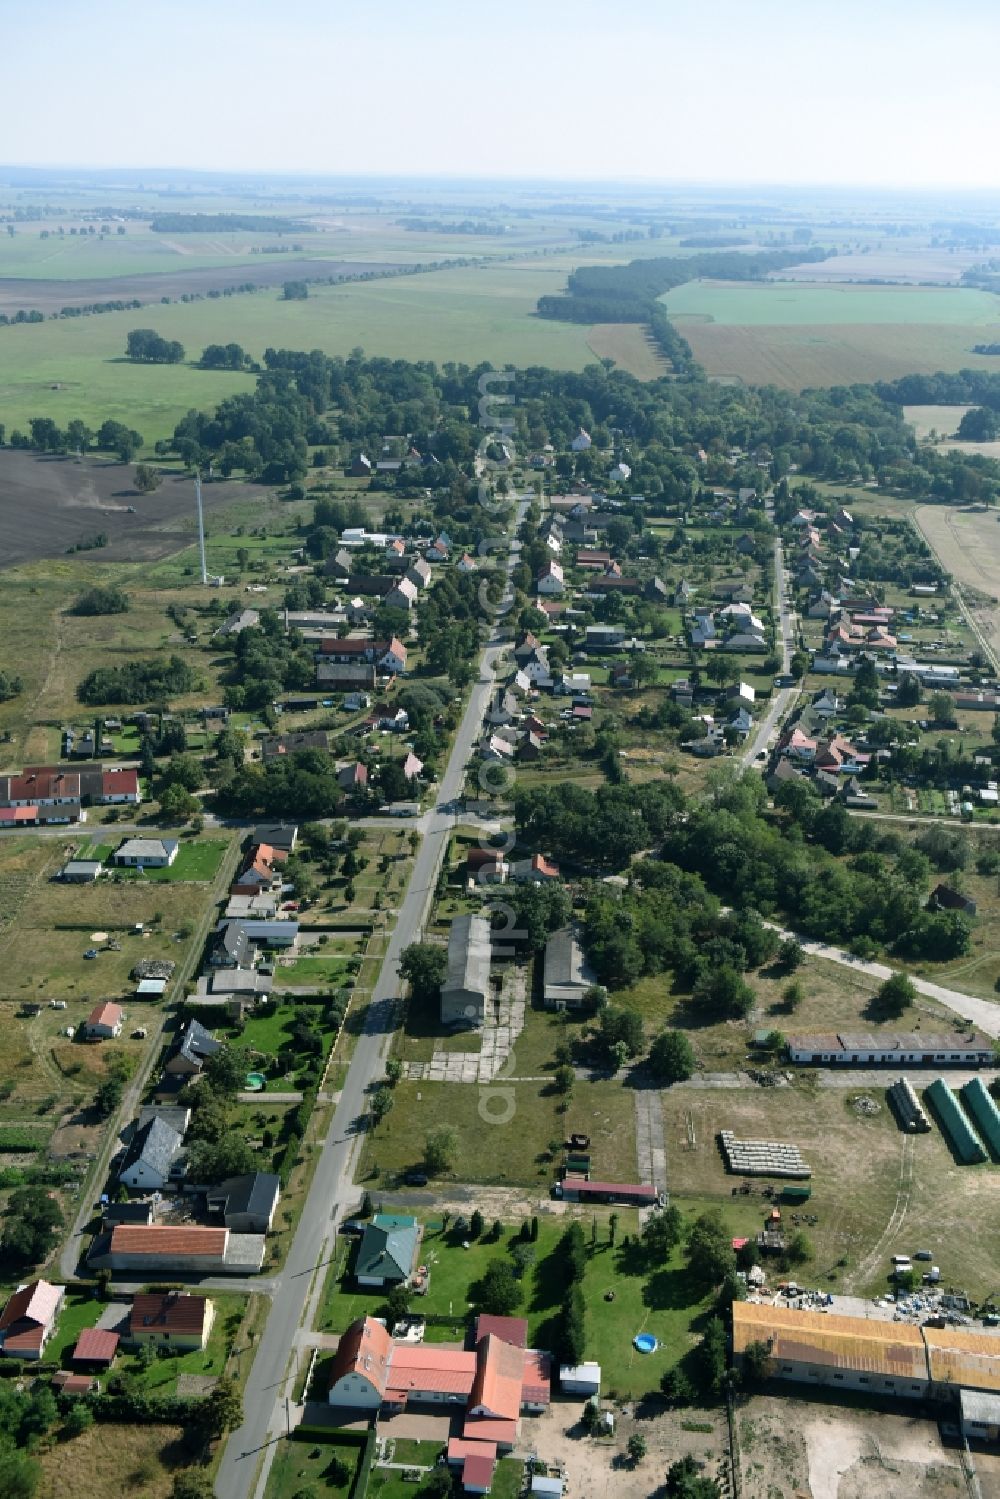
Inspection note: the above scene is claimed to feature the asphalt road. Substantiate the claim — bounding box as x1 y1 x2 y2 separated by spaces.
741 535 797 769
215 503 525 1499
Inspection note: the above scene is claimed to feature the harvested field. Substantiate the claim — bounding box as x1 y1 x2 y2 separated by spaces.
586 321 669 379
0 450 271 569
663 280 998 326
903 404 974 439
912 502 1000 660
779 247 992 284
0 256 393 315
675 321 1000 391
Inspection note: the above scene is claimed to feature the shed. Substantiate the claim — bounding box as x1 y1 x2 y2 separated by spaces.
531 1478 564 1499
559 1362 601 1396
60 860 103 883
136 978 167 998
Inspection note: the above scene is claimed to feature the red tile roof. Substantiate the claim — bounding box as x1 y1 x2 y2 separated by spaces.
469 1335 523 1420
130 1292 210 1336
52 1372 95 1394
385 1343 477 1399
102 769 139 797
474 1316 527 1348
521 1349 551 1407
461 1417 518 1447
448 1439 498 1463
7 769 80 802
329 1316 393 1396
110 1225 227 1258
86 1001 122 1030
72 1328 119 1364
463 1454 496 1491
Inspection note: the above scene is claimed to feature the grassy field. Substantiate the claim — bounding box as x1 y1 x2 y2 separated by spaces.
359 1071 636 1190
0 261 595 445
903 404 974 439
129 839 228 882
35 1422 189 1499
661 278 1000 390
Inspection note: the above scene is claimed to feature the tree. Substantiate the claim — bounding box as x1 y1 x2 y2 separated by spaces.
424 1125 458 1175
71 585 130 616
189 1131 256 1185
203 1044 251 1098
648 1029 695 1085
171 1474 215 1499
62 1402 94 1437
778 938 804 972
0 670 23 702
694 965 754 1019
665 1455 721 1499
740 1339 775 1387
94 1076 123 1118
158 781 200 822
126 328 185 363
370 1087 394 1127
685 1211 736 1288
474 1259 523 1316
470 1209 485 1239
283 281 309 301
598 1007 644 1062
789 650 809 680
897 672 922 708
554 1064 575 1094
876 971 916 1017
399 944 448 1005
381 1284 412 1325
627 1434 647 1465
200 1374 243 1437
782 980 803 1012
557 1282 586 1365
642 1204 684 1261
786 1229 812 1265
695 1315 728 1398
928 691 956 726
134 463 161 494
0 1186 62 1265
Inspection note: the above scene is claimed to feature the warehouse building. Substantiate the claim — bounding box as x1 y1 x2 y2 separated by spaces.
785 1031 995 1067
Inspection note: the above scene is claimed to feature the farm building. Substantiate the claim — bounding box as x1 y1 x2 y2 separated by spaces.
205 1172 281 1234
60 859 103 883
925 1080 987 1164
441 915 491 1028
542 928 596 1009
89 1224 265 1275
555 1180 657 1206
733 1302 1000 1409
961 1389 1000 1444
785 1031 994 1067
558 1363 601 1396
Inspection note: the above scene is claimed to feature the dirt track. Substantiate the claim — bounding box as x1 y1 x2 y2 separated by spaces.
0 257 394 315
0 450 267 568
913 503 1000 660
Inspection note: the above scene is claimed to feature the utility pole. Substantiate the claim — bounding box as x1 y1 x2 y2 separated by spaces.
195 473 208 584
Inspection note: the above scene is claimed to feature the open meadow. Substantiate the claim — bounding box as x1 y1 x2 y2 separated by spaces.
912 501 1000 659
664 279 1000 389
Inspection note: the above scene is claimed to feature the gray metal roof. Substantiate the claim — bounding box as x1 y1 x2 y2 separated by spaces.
543 927 596 1003
119 1117 183 1181
443 915 491 1000
206 1172 280 1219
115 838 178 860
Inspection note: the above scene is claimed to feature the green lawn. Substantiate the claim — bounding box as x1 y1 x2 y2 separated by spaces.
227 999 342 1073
128 839 228 882
368 1456 522 1499
273 954 353 989
266 1435 362 1499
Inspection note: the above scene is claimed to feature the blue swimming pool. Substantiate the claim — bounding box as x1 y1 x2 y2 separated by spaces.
633 1333 658 1354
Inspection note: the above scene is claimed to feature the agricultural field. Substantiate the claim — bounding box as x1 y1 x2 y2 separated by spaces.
0 260 597 446
585 321 669 379
663 279 1000 389
912 502 1000 660
903 404 974 440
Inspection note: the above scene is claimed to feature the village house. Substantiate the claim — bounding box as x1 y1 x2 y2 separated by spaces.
118 1116 185 1192
0 1281 65 1359
128 1292 214 1352
90 1224 266 1275
536 560 564 596
205 1172 281 1233
84 1001 124 1040
114 837 178 870
355 1214 420 1287
385 577 419 612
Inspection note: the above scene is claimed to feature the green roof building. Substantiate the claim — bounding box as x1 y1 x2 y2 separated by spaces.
356 1214 420 1287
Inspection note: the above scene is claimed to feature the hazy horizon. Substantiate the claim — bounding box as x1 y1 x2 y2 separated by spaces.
6 0 1000 191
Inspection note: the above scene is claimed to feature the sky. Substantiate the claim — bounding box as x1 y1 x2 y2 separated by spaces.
4 0 1000 189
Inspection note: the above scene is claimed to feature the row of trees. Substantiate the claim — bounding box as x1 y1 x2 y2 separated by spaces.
126 327 185 363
